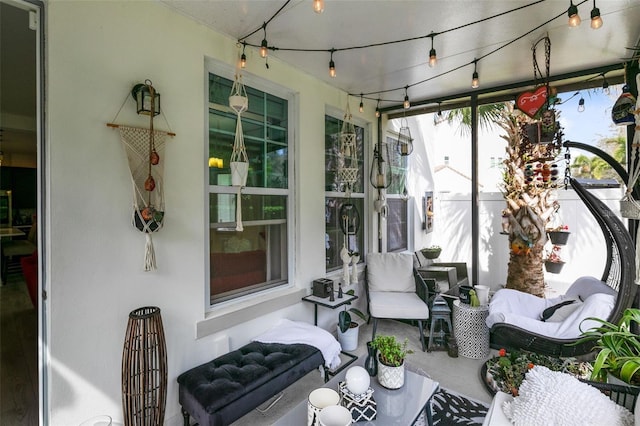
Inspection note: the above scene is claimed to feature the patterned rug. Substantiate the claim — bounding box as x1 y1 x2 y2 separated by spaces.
415 387 489 426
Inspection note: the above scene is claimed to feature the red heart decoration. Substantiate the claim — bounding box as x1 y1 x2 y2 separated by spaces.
516 86 548 118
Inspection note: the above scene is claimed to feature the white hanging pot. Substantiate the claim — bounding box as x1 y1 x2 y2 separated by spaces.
231 161 248 187
229 95 248 114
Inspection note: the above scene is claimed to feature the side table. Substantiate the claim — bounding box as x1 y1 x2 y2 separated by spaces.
452 300 490 359
301 293 359 376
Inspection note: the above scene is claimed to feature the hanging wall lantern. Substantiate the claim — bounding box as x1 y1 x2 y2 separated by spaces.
396 118 413 156
369 145 391 189
131 80 161 116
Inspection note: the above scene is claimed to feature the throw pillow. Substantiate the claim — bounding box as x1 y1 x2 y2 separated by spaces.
546 300 582 322
502 366 634 426
540 299 577 322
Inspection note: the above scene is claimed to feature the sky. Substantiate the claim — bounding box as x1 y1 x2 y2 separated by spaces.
556 83 627 147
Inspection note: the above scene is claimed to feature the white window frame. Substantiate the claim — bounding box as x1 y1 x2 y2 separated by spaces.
204 58 297 313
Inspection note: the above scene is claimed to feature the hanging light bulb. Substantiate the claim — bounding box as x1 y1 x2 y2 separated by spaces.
329 49 336 78
403 86 410 109
567 1 581 27
313 0 324 14
578 97 585 112
375 99 381 118
428 34 437 68
240 42 247 69
590 0 602 29
260 24 268 58
602 74 610 95
359 94 364 113
471 60 479 88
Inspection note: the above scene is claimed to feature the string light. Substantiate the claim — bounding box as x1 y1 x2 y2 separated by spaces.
359 94 364 113
428 33 437 68
329 49 336 78
471 60 480 88
260 23 268 58
240 42 247 68
403 86 410 109
602 73 610 94
313 0 324 14
567 1 581 27
578 96 585 112
238 0 599 108
375 99 381 118
590 0 602 29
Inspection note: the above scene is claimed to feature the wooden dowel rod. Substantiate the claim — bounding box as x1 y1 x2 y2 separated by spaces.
106 122 176 137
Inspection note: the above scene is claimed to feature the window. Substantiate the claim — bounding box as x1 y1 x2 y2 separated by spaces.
207 69 292 305
384 135 409 252
324 113 366 270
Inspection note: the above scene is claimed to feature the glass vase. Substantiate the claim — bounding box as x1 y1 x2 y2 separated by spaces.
365 341 377 376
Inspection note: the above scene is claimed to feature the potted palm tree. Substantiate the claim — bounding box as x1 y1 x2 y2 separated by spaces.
577 308 640 386
337 289 368 352
370 335 413 389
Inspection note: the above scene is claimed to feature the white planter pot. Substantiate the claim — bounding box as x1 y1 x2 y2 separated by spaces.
376 356 404 389
230 161 248 186
337 323 359 352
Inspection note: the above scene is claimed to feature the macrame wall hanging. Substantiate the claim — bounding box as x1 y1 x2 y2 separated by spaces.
337 101 361 285
229 72 249 231
108 80 175 271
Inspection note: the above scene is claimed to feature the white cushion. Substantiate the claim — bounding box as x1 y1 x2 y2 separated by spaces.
366 252 415 292
503 366 634 426
486 292 615 339
566 276 617 300
368 291 429 320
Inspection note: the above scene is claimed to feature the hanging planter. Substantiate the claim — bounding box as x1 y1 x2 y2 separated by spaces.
548 231 570 245
229 73 249 187
545 261 565 274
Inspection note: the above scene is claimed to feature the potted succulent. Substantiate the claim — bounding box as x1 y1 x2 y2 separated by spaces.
420 245 442 260
337 289 368 352
577 308 640 386
370 335 413 389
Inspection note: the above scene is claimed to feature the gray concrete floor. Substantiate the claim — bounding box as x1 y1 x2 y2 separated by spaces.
233 319 495 425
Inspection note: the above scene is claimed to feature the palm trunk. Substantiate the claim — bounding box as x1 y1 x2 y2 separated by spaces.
506 244 545 296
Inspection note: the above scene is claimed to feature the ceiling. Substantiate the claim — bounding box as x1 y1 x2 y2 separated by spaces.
161 0 640 113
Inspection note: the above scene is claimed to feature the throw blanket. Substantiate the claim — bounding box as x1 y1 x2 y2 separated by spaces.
253 319 342 370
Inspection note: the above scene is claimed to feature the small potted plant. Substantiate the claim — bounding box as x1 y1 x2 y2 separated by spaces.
577 308 640 386
547 224 570 245
370 335 413 389
544 245 565 274
420 245 441 260
337 289 368 352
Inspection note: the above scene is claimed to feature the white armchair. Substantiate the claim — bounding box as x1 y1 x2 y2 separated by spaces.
364 252 430 351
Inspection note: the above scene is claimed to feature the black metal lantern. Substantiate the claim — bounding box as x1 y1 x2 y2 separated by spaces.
131 80 160 116
396 118 413 156
369 145 391 189
339 203 361 236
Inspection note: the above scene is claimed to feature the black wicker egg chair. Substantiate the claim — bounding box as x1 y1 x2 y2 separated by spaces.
489 178 637 357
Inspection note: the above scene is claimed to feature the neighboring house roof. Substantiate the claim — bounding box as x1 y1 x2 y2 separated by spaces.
434 164 484 190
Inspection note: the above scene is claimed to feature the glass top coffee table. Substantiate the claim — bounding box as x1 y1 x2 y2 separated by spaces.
273 357 439 425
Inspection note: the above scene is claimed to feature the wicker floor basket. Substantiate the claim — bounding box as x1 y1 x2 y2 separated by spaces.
122 306 167 426
620 199 640 220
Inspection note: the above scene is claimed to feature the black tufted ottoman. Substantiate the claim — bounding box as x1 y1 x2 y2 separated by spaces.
177 341 325 426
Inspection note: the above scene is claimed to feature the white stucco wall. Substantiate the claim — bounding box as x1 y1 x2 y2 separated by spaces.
46 2 376 424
